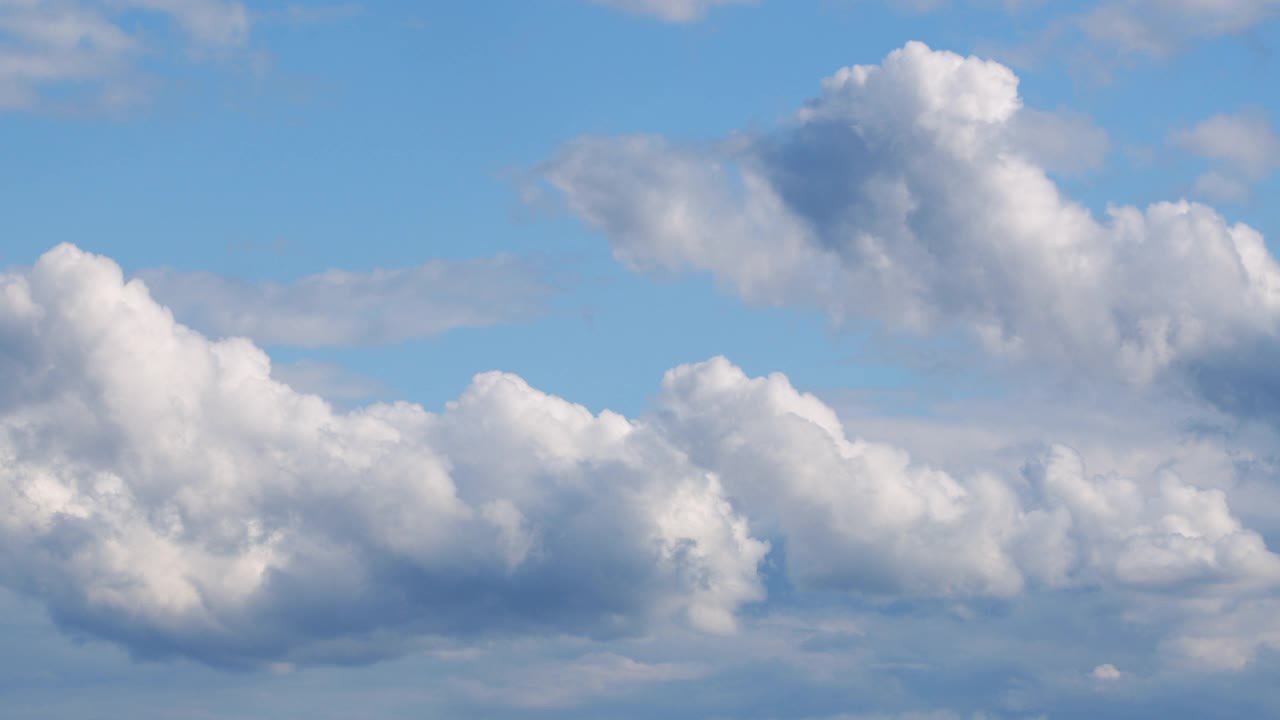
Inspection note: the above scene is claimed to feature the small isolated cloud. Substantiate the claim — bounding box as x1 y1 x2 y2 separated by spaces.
590 0 758 23
1174 110 1280 203
135 256 553 347
0 0 249 111
1092 663 1123 680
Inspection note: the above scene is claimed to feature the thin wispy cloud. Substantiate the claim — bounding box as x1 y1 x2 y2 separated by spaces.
1174 110 1280 202
135 256 553 347
590 0 758 23
0 0 249 111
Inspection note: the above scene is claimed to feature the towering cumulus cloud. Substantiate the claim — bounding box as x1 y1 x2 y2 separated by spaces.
2 245 1278 669
544 42 1280 410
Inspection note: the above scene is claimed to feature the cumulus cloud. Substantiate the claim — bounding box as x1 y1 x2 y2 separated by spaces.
590 0 757 23
0 0 249 110
1174 110 1280 203
136 256 552 347
657 357 1280 597
0 244 767 666
2 244 1276 669
542 42 1280 412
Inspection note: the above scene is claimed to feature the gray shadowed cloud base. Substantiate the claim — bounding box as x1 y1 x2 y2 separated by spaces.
542 41 1280 422
1 244 1278 671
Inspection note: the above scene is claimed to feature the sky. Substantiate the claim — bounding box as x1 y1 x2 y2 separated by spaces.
3 0 1280 717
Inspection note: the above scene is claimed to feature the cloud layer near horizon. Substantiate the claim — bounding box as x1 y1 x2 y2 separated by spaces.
2 244 1277 669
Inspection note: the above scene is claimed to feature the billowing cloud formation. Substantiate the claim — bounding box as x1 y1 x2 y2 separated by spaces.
137 257 552 347
0 245 767 666
2 245 1277 668
590 0 756 23
0 0 249 110
543 42 1280 401
659 358 1280 597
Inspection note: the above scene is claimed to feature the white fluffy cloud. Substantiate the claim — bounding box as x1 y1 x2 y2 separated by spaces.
657 357 1280 597
543 42 1280 405
0 244 767 666
0 0 248 110
2 244 1276 668
136 256 551 347
590 0 757 23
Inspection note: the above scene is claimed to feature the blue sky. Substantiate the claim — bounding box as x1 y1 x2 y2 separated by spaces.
3 1 1280 718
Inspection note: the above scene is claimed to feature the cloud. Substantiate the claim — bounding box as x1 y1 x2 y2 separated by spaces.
657 357 1280 596
135 256 553 347
590 0 758 23
0 0 249 111
1167 598 1280 671
541 42 1280 414
1007 108 1110 177
2 244 1277 670
269 360 388 403
1174 110 1280 203
0 244 767 666
894 1 1279 59
1175 111 1280 179
1091 663 1122 680
457 652 706 708
122 0 249 46
1077 0 1280 55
